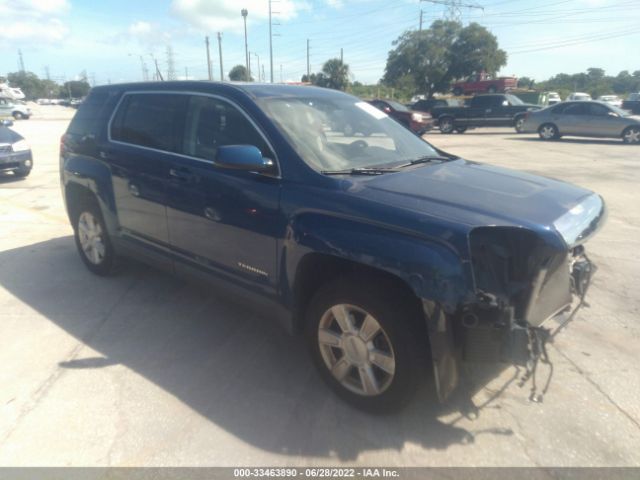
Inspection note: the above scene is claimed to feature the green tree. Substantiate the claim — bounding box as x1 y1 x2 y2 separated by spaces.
383 20 506 98
62 80 90 99
319 58 350 90
7 71 47 100
228 65 252 81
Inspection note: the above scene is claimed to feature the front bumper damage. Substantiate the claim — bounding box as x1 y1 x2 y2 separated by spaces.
430 194 605 403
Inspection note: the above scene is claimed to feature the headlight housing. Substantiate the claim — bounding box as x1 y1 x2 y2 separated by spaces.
553 194 606 247
12 139 30 152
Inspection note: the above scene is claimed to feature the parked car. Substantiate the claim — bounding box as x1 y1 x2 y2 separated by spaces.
61 82 605 411
622 93 640 115
410 98 462 114
0 122 33 177
431 94 540 134
597 95 623 108
0 96 31 120
367 99 433 134
543 92 562 106
567 92 592 101
521 100 640 144
451 72 518 96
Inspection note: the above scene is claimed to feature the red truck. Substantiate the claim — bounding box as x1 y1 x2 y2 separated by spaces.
451 72 518 96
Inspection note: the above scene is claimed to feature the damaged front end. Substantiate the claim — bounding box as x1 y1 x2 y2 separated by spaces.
456 193 606 401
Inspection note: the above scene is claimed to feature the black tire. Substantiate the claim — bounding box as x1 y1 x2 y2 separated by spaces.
439 116 455 134
622 126 640 144
487 85 497 94
514 115 526 133
452 87 463 96
12 111 24 120
305 274 429 413
455 126 467 134
538 123 560 141
72 197 117 276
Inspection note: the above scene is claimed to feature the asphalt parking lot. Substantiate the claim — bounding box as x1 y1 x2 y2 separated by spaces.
1 109 639 467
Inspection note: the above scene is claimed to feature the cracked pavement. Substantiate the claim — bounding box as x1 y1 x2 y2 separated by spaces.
0 111 639 466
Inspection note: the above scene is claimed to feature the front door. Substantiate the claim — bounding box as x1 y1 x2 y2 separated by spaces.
165 94 282 294
107 93 188 246
555 102 588 136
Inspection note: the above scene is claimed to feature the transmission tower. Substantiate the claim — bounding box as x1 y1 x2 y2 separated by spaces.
420 0 483 21
166 45 176 80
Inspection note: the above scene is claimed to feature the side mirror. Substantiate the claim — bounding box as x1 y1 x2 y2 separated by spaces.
502 100 509 106
1 119 14 127
215 145 274 172
607 111 619 118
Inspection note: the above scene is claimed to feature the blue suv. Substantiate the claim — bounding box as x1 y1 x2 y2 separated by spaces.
61 82 605 411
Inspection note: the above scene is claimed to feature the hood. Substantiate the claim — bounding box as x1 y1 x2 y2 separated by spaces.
349 159 598 233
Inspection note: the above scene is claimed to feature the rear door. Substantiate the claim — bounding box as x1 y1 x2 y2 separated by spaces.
107 93 188 247
554 102 587 135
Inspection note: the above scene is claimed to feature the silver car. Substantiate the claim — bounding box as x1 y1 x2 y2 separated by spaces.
521 101 640 144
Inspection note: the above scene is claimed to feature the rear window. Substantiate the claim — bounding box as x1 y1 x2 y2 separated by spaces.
110 93 188 152
67 89 117 137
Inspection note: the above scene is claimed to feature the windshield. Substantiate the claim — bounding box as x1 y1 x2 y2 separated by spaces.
505 94 524 105
386 100 410 112
608 104 631 117
258 95 440 172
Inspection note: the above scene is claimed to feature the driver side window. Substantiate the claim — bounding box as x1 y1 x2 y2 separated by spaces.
182 95 272 162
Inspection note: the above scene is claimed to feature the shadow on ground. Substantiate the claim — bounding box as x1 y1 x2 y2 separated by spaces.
505 136 628 146
0 236 515 460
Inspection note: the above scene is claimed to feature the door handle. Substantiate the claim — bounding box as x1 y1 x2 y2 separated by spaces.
169 167 198 183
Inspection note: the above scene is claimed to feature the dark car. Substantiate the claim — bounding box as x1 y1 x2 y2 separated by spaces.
410 98 461 114
432 94 541 134
0 121 33 177
367 99 433 135
61 82 605 412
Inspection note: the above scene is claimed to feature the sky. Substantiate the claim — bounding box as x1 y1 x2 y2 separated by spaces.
0 0 639 87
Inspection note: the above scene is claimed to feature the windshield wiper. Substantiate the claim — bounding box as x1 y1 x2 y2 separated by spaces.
321 167 399 176
397 155 454 167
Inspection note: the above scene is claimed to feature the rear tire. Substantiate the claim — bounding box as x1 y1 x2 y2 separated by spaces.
12 112 25 120
305 275 428 413
622 126 640 144
439 117 455 134
538 123 559 140
514 116 526 133
72 197 117 276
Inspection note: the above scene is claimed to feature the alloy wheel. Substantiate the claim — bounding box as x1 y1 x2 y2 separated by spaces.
540 125 557 140
624 127 640 144
77 211 106 265
317 304 396 397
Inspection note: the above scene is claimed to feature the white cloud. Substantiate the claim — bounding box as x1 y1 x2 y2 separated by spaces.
171 0 308 33
0 0 70 43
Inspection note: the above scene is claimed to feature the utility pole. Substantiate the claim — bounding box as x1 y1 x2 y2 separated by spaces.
44 65 50 81
205 36 213 80
18 49 25 72
268 0 274 83
217 32 224 81
419 9 424 30
280 64 283 83
306 39 310 79
340 48 343 63
150 54 164 81
252 52 260 82
262 65 266 85
241 9 249 80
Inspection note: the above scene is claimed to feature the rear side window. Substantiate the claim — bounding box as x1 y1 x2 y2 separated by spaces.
110 93 188 153
67 89 117 137
563 103 587 115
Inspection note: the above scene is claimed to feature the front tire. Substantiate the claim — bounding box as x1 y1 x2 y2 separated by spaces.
622 126 640 144
305 275 428 413
12 111 25 120
439 117 455 134
73 199 116 275
538 123 559 140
